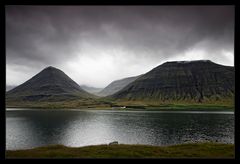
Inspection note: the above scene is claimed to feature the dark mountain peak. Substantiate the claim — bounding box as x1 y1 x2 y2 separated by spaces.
152 60 220 72
6 66 95 101
110 60 234 104
42 66 62 72
162 60 213 66
45 66 56 69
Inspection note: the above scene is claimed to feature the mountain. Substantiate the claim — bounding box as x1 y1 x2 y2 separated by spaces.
6 66 95 102
98 75 142 97
80 85 103 95
110 60 234 104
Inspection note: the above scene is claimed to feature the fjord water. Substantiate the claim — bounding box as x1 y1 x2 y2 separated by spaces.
6 109 234 150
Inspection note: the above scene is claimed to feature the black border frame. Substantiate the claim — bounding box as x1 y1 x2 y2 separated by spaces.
1 0 239 161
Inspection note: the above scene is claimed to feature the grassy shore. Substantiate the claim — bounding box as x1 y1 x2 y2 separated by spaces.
126 104 234 111
6 104 234 111
6 142 234 158
6 97 234 111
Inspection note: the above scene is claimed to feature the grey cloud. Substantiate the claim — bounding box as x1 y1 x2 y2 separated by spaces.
6 5 234 86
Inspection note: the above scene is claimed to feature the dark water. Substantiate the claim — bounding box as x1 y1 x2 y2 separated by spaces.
6 108 234 150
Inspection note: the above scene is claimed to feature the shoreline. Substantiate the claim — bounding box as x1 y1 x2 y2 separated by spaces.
6 108 234 114
6 142 234 158
6 104 234 111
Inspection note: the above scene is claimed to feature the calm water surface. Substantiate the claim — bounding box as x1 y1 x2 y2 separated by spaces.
6 108 234 150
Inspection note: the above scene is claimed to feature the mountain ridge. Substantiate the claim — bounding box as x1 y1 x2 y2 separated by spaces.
98 75 142 97
110 60 234 104
6 66 95 102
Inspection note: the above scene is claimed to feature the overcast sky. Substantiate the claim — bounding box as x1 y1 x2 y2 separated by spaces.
6 5 234 88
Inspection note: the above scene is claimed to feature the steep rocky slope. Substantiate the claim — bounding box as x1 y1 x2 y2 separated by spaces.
110 60 234 104
6 66 95 102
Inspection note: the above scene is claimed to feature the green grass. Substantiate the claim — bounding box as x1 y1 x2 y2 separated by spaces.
6 98 112 109
136 104 234 111
6 142 234 158
6 100 234 111
110 99 234 111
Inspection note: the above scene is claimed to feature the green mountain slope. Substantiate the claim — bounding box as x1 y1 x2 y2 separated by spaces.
110 60 234 105
6 66 95 102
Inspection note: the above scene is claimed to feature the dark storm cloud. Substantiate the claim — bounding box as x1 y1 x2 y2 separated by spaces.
6 5 234 87
6 6 234 64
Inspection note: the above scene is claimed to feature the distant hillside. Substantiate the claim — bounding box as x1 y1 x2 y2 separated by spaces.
110 60 234 105
80 85 103 95
6 66 95 103
98 75 142 97
6 85 16 91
